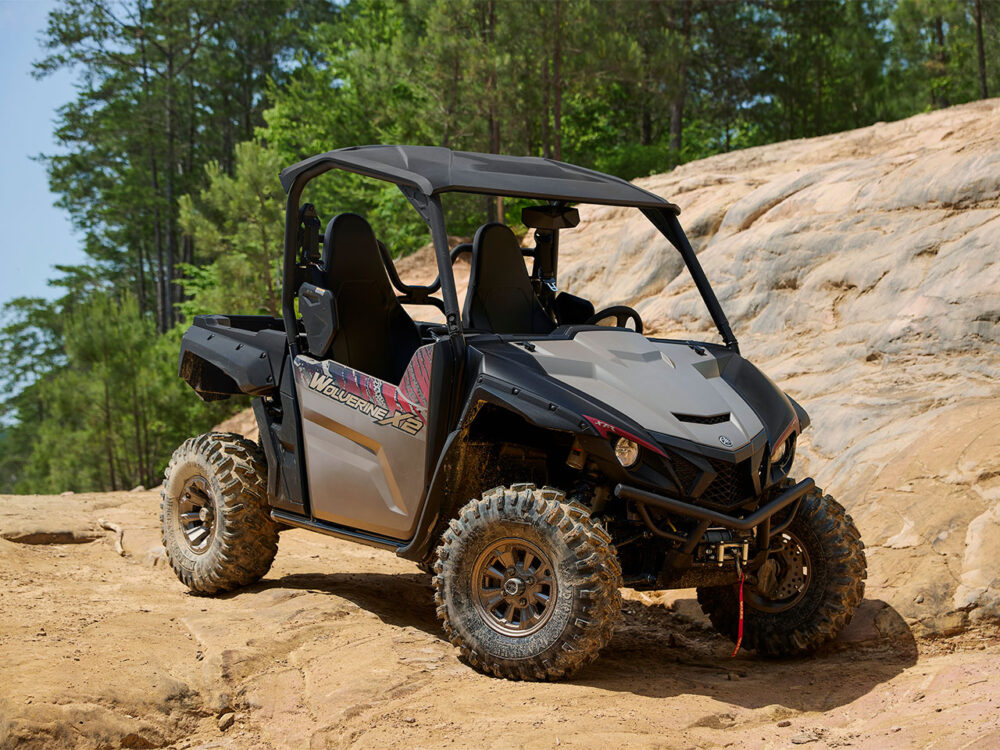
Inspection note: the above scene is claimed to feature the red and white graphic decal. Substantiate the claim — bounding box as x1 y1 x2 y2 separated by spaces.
582 415 666 456
398 345 434 410
298 354 431 437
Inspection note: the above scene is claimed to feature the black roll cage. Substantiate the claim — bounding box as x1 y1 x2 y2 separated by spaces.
280 153 740 356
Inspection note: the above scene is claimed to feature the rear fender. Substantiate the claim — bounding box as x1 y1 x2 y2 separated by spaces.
179 315 286 400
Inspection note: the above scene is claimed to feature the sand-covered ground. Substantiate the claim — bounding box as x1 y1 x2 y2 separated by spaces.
2 489 999 749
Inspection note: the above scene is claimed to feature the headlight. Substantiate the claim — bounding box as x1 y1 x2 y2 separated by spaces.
614 437 640 467
771 435 795 469
772 438 789 465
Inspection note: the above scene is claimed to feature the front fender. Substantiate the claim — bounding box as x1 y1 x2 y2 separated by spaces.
461 376 586 434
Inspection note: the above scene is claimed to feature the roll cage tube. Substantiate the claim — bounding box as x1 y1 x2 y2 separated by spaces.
281 170 465 353
399 186 464 340
642 207 740 353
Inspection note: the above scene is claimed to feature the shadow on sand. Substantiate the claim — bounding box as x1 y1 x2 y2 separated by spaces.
235 570 917 713
578 595 917 712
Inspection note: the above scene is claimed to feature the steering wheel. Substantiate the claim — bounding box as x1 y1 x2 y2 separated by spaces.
585 305 643 334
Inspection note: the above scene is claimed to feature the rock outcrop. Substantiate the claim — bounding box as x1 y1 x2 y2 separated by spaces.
394 100 1000 633
559 99 1000 633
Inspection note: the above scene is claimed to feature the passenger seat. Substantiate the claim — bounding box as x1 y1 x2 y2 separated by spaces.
462 223 555 335
319 213 421 383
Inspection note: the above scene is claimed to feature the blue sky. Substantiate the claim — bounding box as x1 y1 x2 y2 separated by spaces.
0 0 84 309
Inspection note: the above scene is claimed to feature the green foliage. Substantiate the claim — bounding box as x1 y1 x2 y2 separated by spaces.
1 293 237 494
5 0 1000 494
890 0 1000 109
36 0 313 333
179 141 286 316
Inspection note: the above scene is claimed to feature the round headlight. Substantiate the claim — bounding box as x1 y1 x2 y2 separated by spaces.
772 436 792 467
614 437 640 467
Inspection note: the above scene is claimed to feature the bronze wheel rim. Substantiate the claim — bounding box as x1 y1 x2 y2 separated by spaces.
747 531 812 613
472 538 557 637
176 475 216 554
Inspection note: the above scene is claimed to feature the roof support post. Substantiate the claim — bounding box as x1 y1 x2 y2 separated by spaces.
400 187 464 342
282 177 306 353
643 207 740 353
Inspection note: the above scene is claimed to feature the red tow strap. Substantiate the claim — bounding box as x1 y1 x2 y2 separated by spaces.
731 571 745 657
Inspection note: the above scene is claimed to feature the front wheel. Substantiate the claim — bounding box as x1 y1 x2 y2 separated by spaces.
697 485 866 656
434 484 622 680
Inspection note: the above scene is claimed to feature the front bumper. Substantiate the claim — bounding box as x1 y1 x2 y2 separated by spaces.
614 477 814 553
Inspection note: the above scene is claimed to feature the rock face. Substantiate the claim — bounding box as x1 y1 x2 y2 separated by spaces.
231 101 1000 633
557 99 1000 633
391 100 1000 633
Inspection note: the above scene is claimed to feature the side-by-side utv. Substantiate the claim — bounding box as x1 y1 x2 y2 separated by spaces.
162 146 866 680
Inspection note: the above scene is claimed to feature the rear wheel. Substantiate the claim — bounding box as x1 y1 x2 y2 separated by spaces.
161 432 279 595
434 484 622 680
697 485 866 656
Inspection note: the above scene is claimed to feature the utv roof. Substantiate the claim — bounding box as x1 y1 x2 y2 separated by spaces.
279 145 680 213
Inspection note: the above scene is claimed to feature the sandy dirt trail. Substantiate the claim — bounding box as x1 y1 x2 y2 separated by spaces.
2 490 998 749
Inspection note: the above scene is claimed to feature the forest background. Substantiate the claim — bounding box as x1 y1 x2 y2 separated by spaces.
2 0 997 493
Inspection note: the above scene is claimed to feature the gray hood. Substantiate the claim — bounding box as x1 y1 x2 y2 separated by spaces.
526 330 764 451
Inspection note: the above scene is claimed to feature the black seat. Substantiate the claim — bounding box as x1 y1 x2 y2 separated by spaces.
462 223 555 334
319 213 420 383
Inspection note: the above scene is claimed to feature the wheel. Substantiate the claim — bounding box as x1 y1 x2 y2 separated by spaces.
433 484 622 680
697 485 866 656
160 432 279 595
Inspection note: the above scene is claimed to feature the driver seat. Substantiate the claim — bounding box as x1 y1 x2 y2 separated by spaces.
462 223 555 335
320 213 420 383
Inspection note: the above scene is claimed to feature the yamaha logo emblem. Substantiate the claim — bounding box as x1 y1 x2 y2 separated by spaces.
718 435 733 447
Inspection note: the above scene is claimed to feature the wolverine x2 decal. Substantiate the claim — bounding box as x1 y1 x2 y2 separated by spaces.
295 349 432 437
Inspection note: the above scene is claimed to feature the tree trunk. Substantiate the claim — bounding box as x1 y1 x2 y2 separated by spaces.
934 16 950 108
136 239 146 318
141 394 153 489
138 13 166 334
490 116 502 220
975 0 989 99
254 197 280 317
490 115 500 152
182 67 196 281
442 56 460 148
815 44 824 135
103 379 116 492
669 0 692 154
641 108 653 146
541 52 552 159
165 50 178 329
553 0 563 161
131 380 145 485
222 91 234 174
484 0 502 223
149 150 166 333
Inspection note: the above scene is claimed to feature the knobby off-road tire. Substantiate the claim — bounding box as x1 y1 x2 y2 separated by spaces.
697 485 866 656
434 484 622 680
161 432 279 595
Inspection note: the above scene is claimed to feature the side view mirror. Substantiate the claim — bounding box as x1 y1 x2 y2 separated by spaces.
298 283 338 357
